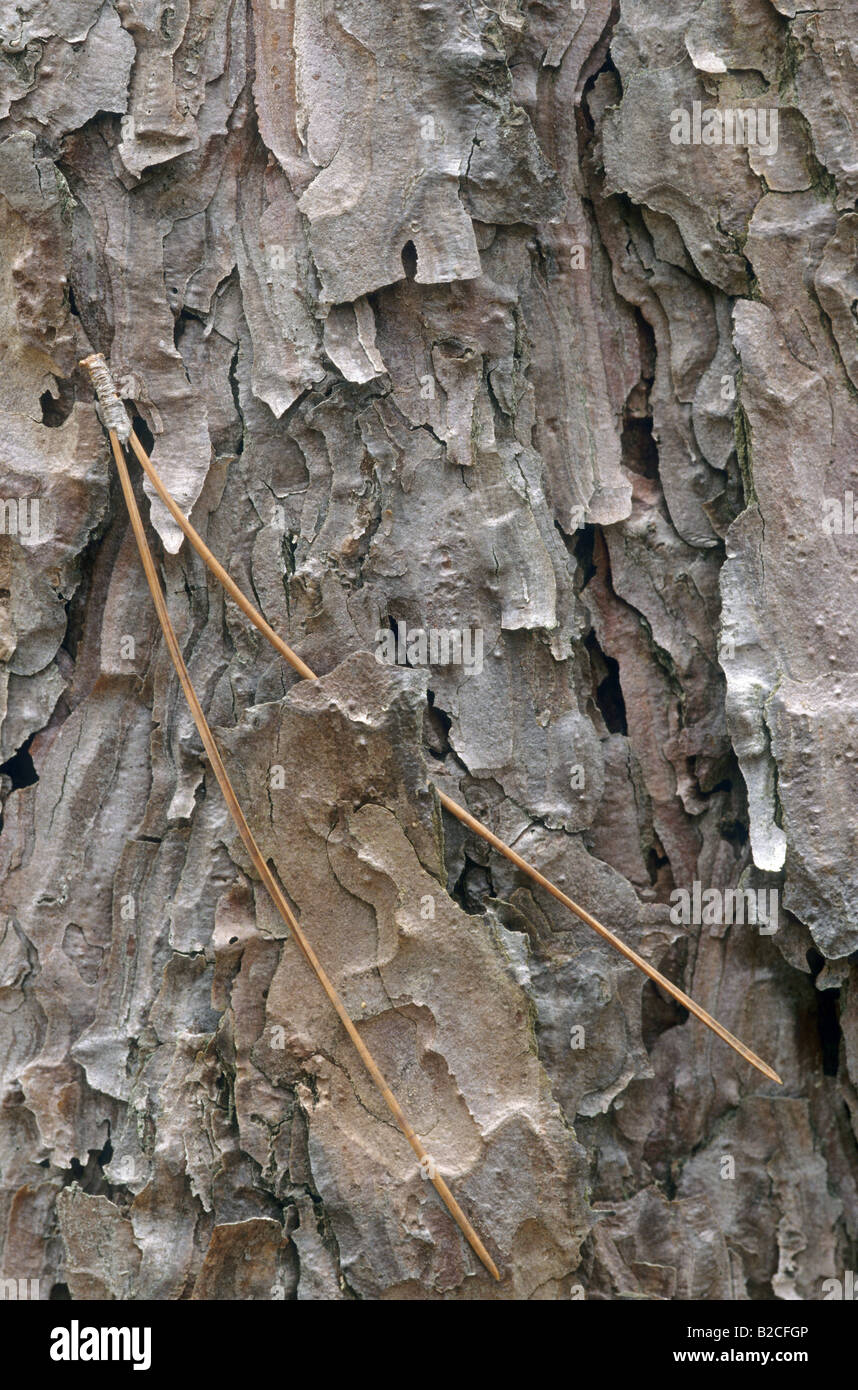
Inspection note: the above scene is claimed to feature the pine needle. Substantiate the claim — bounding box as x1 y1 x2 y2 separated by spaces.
81 352 783 1281
82 356 500 1280
119 417 782 1088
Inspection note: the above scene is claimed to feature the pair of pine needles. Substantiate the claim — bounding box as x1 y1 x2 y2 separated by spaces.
81 354 782 1284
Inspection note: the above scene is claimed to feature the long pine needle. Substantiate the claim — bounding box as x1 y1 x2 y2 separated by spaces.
83 359 500 1279
120 416 782 1087
81 352 782 1284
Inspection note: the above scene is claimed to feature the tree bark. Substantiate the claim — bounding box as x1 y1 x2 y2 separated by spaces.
0 0 856 1300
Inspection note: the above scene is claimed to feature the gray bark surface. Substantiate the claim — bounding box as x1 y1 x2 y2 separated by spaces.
0 0 856 1300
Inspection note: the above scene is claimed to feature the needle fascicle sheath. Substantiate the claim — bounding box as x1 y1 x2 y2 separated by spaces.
81 352 133 442
82 358 499 1281
120 417 783 1089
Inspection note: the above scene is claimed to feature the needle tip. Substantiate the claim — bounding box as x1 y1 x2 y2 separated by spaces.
753 1058 783 1085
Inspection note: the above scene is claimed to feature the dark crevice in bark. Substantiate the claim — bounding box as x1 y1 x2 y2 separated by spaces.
641 938 691 1051
807 949 843 1078
621 413 659 480
584 629 628 736
567 520 596 591
450 852 495 917
0 735 39 790
400 239 418 280
424 689 452 759
645 836 670 888
40 381 76 428
131 414 155 456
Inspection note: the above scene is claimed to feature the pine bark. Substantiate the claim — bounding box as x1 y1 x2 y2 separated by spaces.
0 0 856 1300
